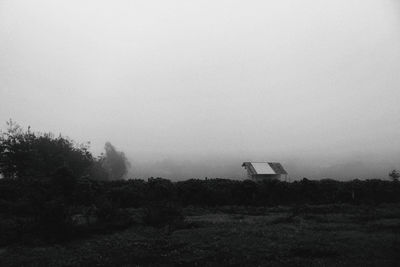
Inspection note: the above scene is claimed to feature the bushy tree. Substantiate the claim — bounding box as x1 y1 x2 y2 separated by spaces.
101 142 130 180
0 120 93 178
389 169 400 182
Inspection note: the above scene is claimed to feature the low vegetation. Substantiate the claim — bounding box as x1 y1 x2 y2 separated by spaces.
0 204 399 266
1 122 399 265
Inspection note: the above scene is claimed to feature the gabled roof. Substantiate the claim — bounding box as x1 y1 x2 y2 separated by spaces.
242 162 287 175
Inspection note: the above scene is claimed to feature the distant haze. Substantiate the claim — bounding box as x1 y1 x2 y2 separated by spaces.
1 0 399 180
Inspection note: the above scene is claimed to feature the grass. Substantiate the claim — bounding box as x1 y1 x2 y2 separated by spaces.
1 204 400 266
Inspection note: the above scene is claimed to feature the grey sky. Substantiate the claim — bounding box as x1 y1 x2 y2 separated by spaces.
1 0 400 180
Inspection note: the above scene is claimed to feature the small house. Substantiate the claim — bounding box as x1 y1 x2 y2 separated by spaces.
242 162 288 181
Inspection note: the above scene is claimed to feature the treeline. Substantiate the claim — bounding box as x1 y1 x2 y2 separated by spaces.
54 177 400 208
1 175 400 242
1 176 400 243
0 120 129 181
2 177 399 212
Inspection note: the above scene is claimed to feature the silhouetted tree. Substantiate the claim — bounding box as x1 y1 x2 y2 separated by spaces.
102 142 130 180
0 120 93 178
89 157 109 181
389 169 400 182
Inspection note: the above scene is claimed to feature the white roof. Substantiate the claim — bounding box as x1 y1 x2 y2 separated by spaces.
251 162 276 175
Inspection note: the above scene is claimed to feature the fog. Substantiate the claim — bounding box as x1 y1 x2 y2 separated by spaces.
1 0 400 180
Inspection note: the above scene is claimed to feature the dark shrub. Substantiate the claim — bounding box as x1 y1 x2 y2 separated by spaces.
38 198 72 242
143 202 184 228
0 120 93 179
95 197 116 222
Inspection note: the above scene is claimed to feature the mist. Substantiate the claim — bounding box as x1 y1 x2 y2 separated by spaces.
1 0 400 180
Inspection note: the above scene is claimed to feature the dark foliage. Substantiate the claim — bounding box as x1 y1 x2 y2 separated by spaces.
389 169 400 182
0 120 93 179
143 202 184 228
175 178 400 206
1 173 400 245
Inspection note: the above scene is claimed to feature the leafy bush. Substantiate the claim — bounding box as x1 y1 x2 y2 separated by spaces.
0 120 93 179
38 198 73 242
143 202 184 228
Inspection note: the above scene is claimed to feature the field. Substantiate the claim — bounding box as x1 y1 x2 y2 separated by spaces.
1 204 400 266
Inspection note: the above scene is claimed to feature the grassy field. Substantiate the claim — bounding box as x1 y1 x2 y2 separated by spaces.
1 204 400 266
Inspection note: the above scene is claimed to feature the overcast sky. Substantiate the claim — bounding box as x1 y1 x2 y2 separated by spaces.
1 0 400 180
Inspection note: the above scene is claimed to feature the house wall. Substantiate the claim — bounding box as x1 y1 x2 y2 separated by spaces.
244 165 256 179
245 169 254 179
